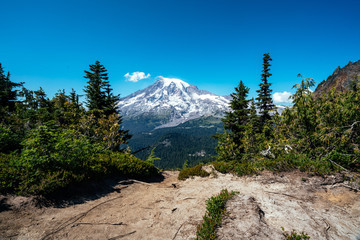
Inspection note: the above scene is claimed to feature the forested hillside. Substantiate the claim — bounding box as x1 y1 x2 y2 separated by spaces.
129 116 223 169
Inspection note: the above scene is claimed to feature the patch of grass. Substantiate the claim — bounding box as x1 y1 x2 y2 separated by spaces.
282 228 310 240
178 164 210 180
196 189 237 240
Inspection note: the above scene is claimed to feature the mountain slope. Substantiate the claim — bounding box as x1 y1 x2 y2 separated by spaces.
118 77 230 132
315 60 360 97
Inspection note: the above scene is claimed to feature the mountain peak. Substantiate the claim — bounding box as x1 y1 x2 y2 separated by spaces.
118 78 230 132
157 77 191 89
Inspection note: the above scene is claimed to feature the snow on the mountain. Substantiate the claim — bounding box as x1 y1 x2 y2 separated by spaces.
160 77 190 89
118 78 230 128
117 77 287 129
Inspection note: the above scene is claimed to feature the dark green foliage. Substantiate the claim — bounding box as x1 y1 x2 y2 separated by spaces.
215 81 250 162
0 61 157 196
0 124 159 195
222 80 249 142
256 53 276 128
101 152 160 179
178 164 210 180
83 61 131 147
212 161 234 174
196 189 237 240
216 61 359 175
0 124 21 153
0 63 23 117
83 61 110 112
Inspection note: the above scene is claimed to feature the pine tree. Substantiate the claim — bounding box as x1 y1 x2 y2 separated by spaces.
103 82 120 116
83 61 131 149
0 63 22 117
256 53 276 127
242 98 262 154
83 61 109 113
223 80 250 142
216 80 250 160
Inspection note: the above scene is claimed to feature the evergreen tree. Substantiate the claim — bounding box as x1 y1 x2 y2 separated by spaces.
242 98 259 153
0 63 22 118
83 61 110 113
216 81 250 161
83 61 131 150
69 88 81 109
223 80 250 142
103 82 120 116
256 53 276 127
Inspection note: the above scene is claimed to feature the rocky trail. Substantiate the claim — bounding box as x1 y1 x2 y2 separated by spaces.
1 168 359 240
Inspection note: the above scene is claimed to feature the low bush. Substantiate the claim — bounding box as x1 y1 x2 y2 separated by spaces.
178 164 210 180
282 228 310 240
212 161 234 174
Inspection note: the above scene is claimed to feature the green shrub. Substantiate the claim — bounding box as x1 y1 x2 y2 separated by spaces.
234 162 258 176
196 189 237 240
0 153 22 193
106 152 160 179
212 161 234 174
178 164 210 180
0 124 21 153
0 123 160 196
282 228 310 240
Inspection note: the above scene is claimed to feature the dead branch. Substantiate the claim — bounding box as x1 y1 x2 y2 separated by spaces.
326 158 350 172
118 179 152 186
72 222 124 227
108 231 136 240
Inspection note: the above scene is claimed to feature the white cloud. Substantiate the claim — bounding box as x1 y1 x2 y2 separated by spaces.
124 72 150 82
272 91 292 103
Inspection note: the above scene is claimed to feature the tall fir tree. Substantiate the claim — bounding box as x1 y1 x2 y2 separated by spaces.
83 61 131 149
83 61 110 113
256 53 276 127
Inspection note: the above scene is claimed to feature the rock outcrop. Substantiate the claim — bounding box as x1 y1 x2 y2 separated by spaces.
314 60 360 97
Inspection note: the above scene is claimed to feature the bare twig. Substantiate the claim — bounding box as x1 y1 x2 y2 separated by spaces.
108 231 136 240
172 222 185 240
72 222 124 227
118 179 152 186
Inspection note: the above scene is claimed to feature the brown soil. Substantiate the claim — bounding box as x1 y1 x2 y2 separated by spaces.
0 168 359 240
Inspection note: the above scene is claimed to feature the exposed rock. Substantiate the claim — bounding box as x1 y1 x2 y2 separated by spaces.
315 60 360 97
1 171 359 239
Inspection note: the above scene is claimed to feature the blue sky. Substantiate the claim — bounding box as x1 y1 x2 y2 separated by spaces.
1 0 359 103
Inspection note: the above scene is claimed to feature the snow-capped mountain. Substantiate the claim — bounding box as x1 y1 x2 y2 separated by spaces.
118 77 230 131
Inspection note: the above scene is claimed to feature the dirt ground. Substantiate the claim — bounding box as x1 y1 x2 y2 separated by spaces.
0 168 359 240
